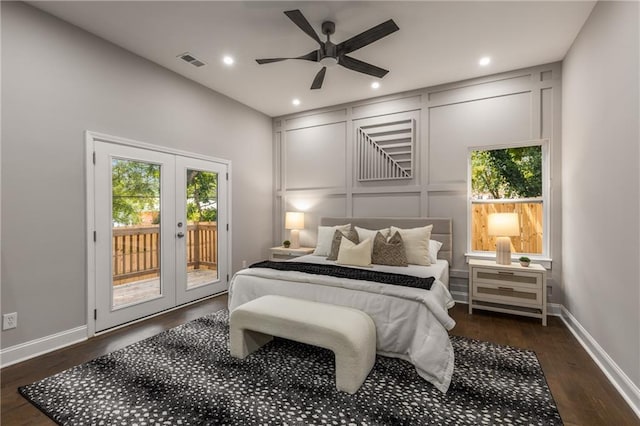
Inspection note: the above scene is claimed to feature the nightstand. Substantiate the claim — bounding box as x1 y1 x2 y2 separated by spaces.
269 246 314 261
468 259 547 326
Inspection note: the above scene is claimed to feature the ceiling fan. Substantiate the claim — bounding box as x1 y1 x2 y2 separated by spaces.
256 10 399 90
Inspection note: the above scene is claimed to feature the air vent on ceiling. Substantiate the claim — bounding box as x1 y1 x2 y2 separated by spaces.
178 52 206 67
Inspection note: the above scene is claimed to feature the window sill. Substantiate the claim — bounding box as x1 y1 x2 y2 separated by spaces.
464 252 552 270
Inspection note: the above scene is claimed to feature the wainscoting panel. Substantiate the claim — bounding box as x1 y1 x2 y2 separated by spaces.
352 193 421 218
285 108 347 130
285 194 347 247
285 122 347 190
428 192 468 268
352 95 422 120
428 91 532 184
428 73 532 106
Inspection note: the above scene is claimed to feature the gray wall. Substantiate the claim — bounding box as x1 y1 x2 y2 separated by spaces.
563 1 640 388
1 2 273 348
273 64 562 300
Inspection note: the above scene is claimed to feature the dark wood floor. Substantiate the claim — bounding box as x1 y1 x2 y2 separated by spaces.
2 295 638 425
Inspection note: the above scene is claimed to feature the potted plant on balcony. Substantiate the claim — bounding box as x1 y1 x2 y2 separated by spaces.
283 240 291 248
519 256 531 267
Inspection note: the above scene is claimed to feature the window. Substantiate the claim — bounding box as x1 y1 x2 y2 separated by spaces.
468 142 547 257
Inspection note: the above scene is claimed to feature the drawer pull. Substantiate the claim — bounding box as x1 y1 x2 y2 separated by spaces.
497 286 514 291
498 271 514 275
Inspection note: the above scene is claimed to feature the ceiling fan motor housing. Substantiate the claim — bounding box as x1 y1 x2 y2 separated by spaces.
322 21 336 36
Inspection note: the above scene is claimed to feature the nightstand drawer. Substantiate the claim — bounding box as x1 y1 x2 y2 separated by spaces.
271 252 299 261
473 282 542 307
472 267 541 289
269 246 314 261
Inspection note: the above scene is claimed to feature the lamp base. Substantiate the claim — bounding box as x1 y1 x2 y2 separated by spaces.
495 237 512 265
290 229 300 249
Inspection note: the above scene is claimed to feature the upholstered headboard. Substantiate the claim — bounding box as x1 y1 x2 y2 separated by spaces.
320 217 452 264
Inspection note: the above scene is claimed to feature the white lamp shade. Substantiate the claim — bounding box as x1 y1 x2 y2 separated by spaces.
487 213 520 237
285 212 304 230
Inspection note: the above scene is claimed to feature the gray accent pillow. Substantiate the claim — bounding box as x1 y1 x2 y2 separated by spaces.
372 231 408 266
327 227 359 261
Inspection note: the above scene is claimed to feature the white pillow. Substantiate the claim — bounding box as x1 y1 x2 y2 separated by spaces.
313 224 351 256
429 239 443 264
390 225 433 266
337 237 372 267
355 226 390 253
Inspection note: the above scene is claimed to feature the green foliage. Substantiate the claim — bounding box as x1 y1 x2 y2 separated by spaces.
186 169 217 222
112 160 160 226
471 146 542 199
111 161 218 226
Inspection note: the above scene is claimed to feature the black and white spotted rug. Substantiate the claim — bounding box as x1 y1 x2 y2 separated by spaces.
20 310 562 425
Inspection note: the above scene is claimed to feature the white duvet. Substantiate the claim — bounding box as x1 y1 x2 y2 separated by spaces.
228 256 456 393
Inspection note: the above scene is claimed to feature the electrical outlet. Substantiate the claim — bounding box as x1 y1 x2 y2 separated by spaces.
3 312 17 330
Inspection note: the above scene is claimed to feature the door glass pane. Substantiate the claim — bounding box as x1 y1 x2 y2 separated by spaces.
185 169 218 288
111 159 161 308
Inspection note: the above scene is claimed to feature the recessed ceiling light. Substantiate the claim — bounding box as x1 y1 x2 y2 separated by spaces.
479 56 491 66
223 56 234 66
292 99 301 106
371 81 380 89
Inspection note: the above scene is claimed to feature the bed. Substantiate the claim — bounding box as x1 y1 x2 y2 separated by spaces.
228 217 455 393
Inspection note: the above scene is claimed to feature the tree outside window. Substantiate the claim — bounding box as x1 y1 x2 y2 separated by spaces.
470 145 544 255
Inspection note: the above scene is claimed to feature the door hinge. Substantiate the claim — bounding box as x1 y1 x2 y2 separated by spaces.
92 152 96 164
93 231 97 242
226 224 229 231
226 172 229 181
94 309 97 320
226 274 229 282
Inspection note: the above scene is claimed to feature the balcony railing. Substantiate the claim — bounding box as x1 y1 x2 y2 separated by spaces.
112 222 217 285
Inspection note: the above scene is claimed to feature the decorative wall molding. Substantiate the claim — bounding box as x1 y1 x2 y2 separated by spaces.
1 325 87 368
356 119 414 181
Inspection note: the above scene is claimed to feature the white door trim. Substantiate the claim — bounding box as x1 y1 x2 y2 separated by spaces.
85 131 232 337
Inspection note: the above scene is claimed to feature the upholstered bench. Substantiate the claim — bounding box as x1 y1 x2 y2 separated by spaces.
229 295 377 394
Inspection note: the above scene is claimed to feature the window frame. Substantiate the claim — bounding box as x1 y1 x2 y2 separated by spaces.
466 139 551 264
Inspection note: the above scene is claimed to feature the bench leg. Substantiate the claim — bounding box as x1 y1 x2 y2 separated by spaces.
229 327 273 359
334 351 376 394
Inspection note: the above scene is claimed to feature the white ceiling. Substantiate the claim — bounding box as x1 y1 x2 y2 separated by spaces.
30 1 595 117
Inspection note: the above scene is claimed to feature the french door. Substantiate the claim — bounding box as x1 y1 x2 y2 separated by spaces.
92 140 228 332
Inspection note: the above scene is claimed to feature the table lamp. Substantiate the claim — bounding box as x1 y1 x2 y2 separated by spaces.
487 212 520 265
285 212 305 249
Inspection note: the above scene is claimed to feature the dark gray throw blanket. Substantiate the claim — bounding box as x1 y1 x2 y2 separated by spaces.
249 261 435 291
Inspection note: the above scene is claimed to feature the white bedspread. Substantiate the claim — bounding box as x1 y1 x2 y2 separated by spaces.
228 257 456 393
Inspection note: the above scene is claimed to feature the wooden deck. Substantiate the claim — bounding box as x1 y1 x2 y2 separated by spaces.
113 269 218 307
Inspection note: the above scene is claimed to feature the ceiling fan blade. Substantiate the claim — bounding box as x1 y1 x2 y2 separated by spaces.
310 67 327 90
338 55 389 78
284 9 322 45
256 50 319 65
256 58 288 64
337 19 399 55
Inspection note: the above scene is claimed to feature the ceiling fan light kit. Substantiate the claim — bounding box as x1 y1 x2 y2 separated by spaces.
256 9 399 90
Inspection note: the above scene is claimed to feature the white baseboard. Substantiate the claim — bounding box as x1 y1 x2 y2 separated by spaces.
1 325 87 368
560 306 640 419
547 302 562 317
451 290 468 305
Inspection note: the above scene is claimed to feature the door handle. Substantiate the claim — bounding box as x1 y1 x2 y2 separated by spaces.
177 232 185 238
